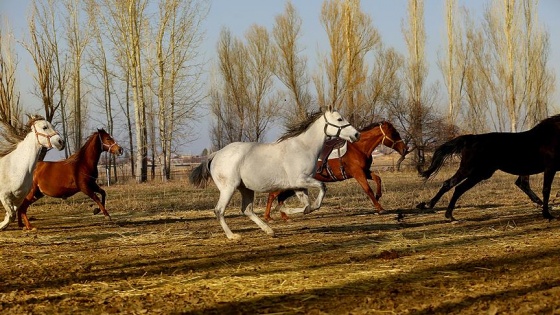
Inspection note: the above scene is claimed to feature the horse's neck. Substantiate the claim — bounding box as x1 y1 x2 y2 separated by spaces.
297 119 327 157
78 135 103 168
9 133 41 172
354 128 383 156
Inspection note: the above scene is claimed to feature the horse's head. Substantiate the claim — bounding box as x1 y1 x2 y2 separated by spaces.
98 128 124 156
379 122 408 156
323 109 360 142
30 117 65 151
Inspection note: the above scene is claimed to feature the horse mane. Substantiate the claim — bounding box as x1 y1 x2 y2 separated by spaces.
0 115 44 158
359 121 390 132
65 130 101 163
277 111 323 142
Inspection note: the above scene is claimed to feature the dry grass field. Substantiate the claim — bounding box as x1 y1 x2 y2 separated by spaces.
1 167 560 314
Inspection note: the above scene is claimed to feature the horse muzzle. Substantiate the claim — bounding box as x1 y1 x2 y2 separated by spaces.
52 136 65 151
113 145 124 156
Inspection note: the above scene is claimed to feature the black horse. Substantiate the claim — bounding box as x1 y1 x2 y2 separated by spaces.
417 114 560 221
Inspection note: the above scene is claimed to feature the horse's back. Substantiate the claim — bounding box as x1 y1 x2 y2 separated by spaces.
461 132 555 175
211 141 306 192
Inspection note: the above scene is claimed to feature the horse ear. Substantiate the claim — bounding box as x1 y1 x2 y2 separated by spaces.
327 104 333 112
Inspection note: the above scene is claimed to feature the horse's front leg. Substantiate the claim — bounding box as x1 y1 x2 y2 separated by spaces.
306 180 326 214
369 171 383 200
356 173 385 214
86 184 111 220
0 198 17 231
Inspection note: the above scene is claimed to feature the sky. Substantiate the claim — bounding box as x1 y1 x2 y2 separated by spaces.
1 0 560 156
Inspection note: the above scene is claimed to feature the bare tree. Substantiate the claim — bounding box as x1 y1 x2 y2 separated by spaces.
85 0 119 182
95 0 148 182
23 0 70 161
151 0 208 181
522 0 555 127
364 46 405 126
272 1 312 125
210 26 279 149
315 0 380 126
0 20 22 125
402 0 429 166
438 0 465 130
64 0 91 153
476 0 554 132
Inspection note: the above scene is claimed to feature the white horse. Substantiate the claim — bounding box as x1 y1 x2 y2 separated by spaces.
190 108 360 240
0 116 65 230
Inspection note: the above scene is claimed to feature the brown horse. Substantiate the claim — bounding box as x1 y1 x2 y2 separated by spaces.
264 121 408 222
17 129 123 230
416 114 560 221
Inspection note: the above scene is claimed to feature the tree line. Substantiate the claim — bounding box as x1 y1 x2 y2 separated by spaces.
0 0 556 182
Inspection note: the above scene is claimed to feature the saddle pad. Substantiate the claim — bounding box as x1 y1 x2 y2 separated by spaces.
318 140 348 161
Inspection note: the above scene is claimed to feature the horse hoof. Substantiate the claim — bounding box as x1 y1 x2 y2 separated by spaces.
376 209 386 215
416 202 427 210
22 227 37 232
93 208 101 215
451 220 463 225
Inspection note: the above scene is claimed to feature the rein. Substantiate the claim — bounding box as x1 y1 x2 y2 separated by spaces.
32 123 59 149
323 113 352 138
379 123 403 149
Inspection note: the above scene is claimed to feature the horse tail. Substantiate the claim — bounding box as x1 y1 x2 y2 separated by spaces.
419 135 470 179
189 154 215 188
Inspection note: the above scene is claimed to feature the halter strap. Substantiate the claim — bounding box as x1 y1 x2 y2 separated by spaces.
98 133 119 152
379 123 403 149
323 113 352 138
32 123 59 149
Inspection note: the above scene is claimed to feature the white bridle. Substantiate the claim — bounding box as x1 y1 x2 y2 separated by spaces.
32 123 60 149
323 112 352 138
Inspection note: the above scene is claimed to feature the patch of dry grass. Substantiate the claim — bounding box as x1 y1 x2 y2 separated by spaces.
1 168 560 314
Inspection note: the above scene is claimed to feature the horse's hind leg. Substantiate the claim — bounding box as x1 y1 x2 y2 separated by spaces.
515 175 544 206
445 173 490 221
541 170 556 220
281 189 310 215
265 190 296 222
239 187 274 237
264 192 280 222
417 169 468 210
214 187 239 240
17 188 44 230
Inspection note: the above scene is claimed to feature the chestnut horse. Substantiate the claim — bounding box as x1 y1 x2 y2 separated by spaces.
264 121 408 222
17 129 123 230
416 114 560 221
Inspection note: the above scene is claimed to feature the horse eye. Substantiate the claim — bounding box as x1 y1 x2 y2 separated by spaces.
337 118 343 122
42 126 47 130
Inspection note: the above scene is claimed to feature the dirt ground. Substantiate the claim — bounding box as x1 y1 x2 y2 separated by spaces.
1 169 560 314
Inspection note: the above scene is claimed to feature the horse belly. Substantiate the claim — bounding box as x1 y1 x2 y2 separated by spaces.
37 178 79 198
239 164 289 192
